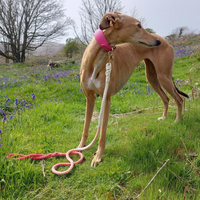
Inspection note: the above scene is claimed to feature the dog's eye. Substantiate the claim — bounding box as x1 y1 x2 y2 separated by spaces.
137 24 142 28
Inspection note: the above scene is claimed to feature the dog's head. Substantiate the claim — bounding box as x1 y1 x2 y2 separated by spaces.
99 12 161 47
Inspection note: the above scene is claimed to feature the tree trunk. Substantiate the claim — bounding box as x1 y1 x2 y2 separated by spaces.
4 43 9 63
20 49 26 63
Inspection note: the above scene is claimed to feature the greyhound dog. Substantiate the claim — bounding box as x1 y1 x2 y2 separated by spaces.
78 12 189 166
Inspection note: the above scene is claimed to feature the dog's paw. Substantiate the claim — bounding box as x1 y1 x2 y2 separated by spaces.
91 154 102 167
157 116 166 121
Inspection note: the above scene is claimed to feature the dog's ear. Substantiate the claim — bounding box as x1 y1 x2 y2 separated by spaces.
99 12 122 30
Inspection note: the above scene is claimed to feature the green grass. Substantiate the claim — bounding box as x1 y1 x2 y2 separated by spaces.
0 53 200 200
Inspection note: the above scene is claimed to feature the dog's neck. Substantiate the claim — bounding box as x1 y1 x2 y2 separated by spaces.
82 38 107 66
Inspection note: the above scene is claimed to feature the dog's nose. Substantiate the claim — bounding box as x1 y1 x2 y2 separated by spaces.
156 39 161 46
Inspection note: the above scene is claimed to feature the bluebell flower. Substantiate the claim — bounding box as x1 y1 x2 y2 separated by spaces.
9 116 13 119
3 117 7 122
0 109 6 117
31 93 35 100
0 109 3 115
23 74 28 79
21 100 27 107
132 90 136 94
6 98 10 103
14 98 19 105
0 143 2 147
0 130 2 134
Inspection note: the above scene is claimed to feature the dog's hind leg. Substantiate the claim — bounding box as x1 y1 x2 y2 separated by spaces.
157 75 183 121
78 92 96 148
149 46 184 121
144 59 170 120
91 96 111 166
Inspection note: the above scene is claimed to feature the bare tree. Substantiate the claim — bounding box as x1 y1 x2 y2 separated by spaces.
166 27 190 43
0 0 72 63
130 8 147 28
173 27 189 37
74 0 124 45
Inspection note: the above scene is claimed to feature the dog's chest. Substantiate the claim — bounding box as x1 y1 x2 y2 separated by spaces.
87 77 101 90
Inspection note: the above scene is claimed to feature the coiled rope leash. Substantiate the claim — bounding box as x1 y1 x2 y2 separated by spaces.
7 57 112 175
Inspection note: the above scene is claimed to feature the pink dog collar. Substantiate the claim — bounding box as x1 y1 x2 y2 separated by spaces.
94 29 116 51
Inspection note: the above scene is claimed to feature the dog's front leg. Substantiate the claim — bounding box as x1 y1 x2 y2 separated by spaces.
78 92 96 148
91 96 111 166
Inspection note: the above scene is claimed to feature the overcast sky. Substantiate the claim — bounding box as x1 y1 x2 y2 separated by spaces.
61 0 200 43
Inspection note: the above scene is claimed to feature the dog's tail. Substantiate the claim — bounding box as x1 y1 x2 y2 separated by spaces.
173 79 189 98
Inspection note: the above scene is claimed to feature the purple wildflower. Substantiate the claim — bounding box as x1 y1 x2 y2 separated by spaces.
132 90 136 94
23 74 28 79
21 100 27 107
3 117 7 122
6 98 10 103
14 98 19 105
0 143 2 147
31 93 35 100
0 130 2 134
0 109 4 115
0 109 6 118
9 116 13 119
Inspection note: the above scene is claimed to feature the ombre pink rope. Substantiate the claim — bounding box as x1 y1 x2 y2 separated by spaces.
7 127 100 175
7 62 112 175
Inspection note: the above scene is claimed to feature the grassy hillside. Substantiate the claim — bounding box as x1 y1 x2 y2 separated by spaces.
0 36 200 199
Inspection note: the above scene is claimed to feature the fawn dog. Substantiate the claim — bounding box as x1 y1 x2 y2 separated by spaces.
78 12 189 166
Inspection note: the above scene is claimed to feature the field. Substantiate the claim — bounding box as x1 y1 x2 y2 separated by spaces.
0 40 200 199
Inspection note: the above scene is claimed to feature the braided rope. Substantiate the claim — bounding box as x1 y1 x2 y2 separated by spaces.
7 62 112 175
